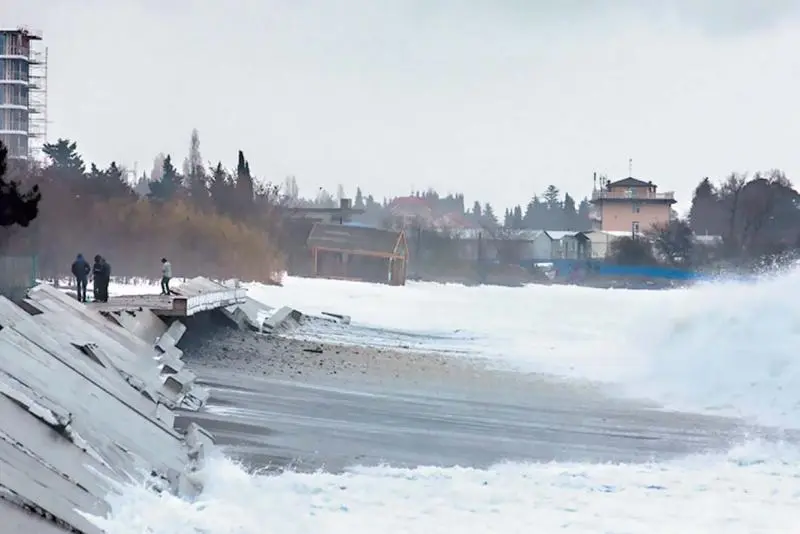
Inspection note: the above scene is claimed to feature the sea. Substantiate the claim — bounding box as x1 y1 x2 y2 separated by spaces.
85 269 800 533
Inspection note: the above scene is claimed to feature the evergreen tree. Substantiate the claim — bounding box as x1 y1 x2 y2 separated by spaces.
0 140 40 227
543 185 560 208
472 201 482 217
103 161 134 199
562 193 578 230
42 139 85 175
209 162 232 214
235 150 254 211
577 198 592 230
523 196 545 228
148 155 182 201
512 205 523 228
483 202 498 226
688 177 720 235
503 208 513 228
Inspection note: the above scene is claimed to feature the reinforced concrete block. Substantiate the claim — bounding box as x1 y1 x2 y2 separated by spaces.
263 306 303 332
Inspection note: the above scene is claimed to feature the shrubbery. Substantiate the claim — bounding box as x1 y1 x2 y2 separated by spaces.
1 135 284 282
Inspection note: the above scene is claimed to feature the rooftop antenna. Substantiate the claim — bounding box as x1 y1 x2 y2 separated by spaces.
628 158 633 177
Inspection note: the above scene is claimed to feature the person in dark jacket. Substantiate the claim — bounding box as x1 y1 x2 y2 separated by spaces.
91 255 103 301
100 257 111 301
91 255 111 302
70 253 91 302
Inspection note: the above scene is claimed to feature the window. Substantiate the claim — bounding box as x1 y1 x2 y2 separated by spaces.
632 221 640 235
632 202 640 213
624 187 634 198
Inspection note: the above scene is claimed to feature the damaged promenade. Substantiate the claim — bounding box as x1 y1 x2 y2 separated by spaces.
0 277 265 534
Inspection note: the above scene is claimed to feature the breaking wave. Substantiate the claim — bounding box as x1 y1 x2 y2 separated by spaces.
245 270 800 429
88 439 800 533
80 272 800 532
619 268 800 428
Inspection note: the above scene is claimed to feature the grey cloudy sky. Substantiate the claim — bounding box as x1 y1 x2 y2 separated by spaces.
4 0 800 212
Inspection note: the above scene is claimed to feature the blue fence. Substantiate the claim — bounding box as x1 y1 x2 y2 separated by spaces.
524 259 703 281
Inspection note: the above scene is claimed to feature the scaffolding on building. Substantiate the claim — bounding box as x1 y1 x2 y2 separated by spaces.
27 39 48 160
0 26 47 160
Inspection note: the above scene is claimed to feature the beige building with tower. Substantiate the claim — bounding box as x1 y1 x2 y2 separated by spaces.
589 176 676 234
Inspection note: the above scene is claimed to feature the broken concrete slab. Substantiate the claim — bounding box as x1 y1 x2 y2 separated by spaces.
322 311 352 324
223 296 275 330
0 280 227 533
102 308 168 346
263 306 304 333
163 369 199 398
158 354 185 374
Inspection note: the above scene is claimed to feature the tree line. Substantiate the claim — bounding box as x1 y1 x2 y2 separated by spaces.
284 176 594 233
0 130 283 282
6 127 794 280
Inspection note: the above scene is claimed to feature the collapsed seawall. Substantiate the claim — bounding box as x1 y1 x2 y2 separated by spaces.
0 278 246 533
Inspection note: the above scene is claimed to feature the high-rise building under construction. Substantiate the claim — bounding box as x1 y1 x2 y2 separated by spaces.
0 26 47 160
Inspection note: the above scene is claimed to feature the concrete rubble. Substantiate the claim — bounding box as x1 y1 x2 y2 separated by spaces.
221 294 349 334
0 277 242 533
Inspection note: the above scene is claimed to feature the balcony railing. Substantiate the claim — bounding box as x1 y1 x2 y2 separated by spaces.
591 189 675 201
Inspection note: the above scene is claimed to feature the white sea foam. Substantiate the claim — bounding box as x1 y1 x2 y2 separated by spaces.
247 270 800 428
88 439 800 533
85 273 800 531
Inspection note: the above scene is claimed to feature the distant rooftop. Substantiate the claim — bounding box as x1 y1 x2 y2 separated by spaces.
0 27 43 40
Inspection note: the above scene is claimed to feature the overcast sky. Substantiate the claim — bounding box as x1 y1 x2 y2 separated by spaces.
4 0 800 213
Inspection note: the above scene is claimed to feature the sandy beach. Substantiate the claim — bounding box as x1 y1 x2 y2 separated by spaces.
178 314 625 405
174 313 763 473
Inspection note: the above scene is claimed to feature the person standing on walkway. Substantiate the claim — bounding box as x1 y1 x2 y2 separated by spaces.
91 255 103 301
99 256 111 302
91 255 111 302
160 257 174 295
70 253 90 302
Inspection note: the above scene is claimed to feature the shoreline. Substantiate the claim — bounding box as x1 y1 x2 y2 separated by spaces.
174 319 766 474
180 323 633 407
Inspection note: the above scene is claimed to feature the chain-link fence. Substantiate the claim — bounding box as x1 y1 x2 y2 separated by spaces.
0 255 38 299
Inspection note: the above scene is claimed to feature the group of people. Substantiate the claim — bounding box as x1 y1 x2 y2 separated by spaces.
70 254 111 303
69 254 175 303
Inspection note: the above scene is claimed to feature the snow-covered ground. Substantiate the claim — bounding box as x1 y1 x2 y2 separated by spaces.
87 272 800 532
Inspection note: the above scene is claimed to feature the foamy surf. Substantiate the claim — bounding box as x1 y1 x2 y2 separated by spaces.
247 268 800 429
87 439 800 533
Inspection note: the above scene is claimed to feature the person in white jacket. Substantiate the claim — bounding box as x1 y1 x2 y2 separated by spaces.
160 258 174 295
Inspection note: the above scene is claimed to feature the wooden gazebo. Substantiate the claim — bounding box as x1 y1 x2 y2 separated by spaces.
306 223 408 286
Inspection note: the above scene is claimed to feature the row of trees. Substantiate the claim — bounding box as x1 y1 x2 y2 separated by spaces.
6 125 794 281
284 174 593 233
1 131 284 282
501 185 593 231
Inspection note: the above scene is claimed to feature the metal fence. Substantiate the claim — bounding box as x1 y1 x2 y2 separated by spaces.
0 255 38 299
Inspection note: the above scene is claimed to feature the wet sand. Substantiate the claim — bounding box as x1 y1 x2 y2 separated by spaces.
174 313 777 473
